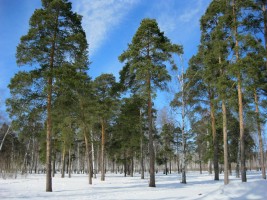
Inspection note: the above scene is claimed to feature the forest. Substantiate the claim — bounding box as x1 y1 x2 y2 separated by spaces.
0 0 267 194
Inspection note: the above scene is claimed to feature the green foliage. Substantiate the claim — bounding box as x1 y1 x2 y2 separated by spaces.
119 18 183 97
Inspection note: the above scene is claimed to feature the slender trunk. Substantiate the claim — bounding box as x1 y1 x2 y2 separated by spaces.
124 152 127 177
254 89 266 179
181 70 186 184
68 148 71 178
199 151 202 174
233 0 246 182
165 159 168 175
148 74 155 187
91 133 96 179
222 100 229 185
91 131 97 179
131 155 134 177
45 9 59 190
140 109 145 179
61 145 66 178
101 119 105 181
209 92 219 181
46 79 52 190
237 75 246 182
0 125 11 151
208 159 213 175
236 141 240 178
52 154 56 177
84 129 92 184
34 142 39 174
169 159 172 174
77 142 80 174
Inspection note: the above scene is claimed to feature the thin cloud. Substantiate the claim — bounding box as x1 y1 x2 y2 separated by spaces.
73 0 140 56
152 0 210 36
178 0 207 23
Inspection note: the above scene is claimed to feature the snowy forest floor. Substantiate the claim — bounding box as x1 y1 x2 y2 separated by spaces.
0 170 266 199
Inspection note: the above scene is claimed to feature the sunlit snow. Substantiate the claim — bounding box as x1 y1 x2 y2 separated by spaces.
0 171 266 199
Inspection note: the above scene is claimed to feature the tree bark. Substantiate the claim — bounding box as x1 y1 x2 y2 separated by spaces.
46 10 59 190
101 119 106 181
140 109 145 179
222 100 229 185
68 148 71 178
209 91 219 181
148 74 155 187
233 0 246 182
61 145 66 178
84 128 92 184
254 89 266 179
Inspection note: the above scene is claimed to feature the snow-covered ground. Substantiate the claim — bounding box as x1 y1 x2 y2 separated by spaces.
0 171 266 199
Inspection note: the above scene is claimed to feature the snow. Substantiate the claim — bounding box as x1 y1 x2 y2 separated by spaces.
0 171 266 200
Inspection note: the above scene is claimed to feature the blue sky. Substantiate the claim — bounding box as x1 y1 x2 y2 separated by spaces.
0 0 211 122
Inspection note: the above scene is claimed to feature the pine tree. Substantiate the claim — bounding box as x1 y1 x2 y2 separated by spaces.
119 18 182 187
93 74 119 181
13 0 88 191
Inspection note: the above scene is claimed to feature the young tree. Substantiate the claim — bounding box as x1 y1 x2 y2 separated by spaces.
94 74 119 181
119 18 182 187
14 0 88 191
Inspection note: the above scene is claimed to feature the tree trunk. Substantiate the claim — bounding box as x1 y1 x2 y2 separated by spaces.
233 0 246 183
165 159 168 175
140 109 145 179
61 145 66 178
169 159 172 174
52 154 56 177
209 92 219 181
68 148 71 178
236 141 240 178
131 155 134 177
222 100 229 185
181 71 186 184
46 11 59 190
84 129 92 184
101 119 106 181
77 142 80 174
254 89 266 179
148 75 155 187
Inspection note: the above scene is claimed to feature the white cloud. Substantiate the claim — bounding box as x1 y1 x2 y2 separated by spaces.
72 0 140 56
178 0 207 23
152 0 210 37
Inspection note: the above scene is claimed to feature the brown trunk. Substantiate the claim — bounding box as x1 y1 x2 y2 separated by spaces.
46 9 59 191
233 0 246 182
61 145 66 178
84 128 92 184
209 91 219 180
46 75 53 191
140 110 145 179
148 74 155 187
101 119 105 181
68 148 71 178
254 89 266 179
222 100 229 185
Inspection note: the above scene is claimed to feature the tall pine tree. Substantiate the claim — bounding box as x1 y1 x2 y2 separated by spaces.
13 0 88 191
